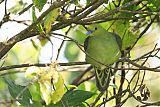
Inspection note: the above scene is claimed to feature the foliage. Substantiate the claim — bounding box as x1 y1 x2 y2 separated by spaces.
0 0 160 107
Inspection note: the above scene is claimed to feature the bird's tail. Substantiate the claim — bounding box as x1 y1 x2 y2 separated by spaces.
94 67 112 92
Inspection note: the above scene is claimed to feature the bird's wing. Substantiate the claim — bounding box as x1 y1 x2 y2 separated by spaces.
110 32 122 50
84 36 90 51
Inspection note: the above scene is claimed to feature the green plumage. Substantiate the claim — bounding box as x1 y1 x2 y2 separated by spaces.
84 25 122 91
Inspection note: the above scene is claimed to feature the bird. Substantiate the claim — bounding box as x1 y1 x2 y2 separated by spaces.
84 25 122 92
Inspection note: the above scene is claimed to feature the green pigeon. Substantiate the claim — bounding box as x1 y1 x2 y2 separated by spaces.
84 25 122 92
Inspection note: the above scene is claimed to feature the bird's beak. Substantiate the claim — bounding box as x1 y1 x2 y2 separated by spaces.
86 30 94 35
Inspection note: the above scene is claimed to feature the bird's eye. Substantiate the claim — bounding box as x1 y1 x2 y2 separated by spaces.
95 27 97 30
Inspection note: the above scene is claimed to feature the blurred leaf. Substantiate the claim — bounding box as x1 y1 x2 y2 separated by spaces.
86 0 91 5
64 42 80 61
9 0 27 14
148 0 160 10
38 36 48 46
30 39 39 50
4 78 32 106
44 8 60 33
64 26 86 61
51 74 64 104
111 20 136 50
32 6 37 22
73 26 87 44
32 0 47 11
29 82 41 101
32 6 45 34
39 82 51 105
32 6 46 46
0 78 7 89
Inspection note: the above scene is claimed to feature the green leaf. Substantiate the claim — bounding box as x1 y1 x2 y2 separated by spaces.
62 90 95 106
31 101 43 107
49 90 95 107
32 6 45 47
37 36 48 46
9 0 27 14
4 78 32 106
51 74 65 104
31 39 39 50
29 82 41 101
32 0 47 11
32 6 37 22
32 6 45 34
39 82 51 105
44 8 60 33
